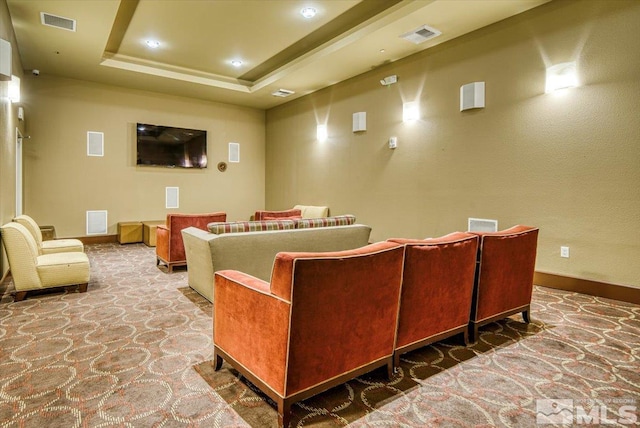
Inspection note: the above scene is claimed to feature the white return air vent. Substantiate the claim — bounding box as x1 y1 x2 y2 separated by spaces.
271 89 295 98
87 132 104 157
87 210 108 235
400 24 441 44
468 218 498 233
40 12 76 32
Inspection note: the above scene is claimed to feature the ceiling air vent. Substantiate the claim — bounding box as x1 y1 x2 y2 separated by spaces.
271 89 295 98
400 24 441 44
40 12 76 32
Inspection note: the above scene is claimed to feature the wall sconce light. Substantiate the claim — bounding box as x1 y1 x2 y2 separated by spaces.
8 75 20 103
316 124 328 142
545 62 578 93
403 101 419 122
460 82 485 111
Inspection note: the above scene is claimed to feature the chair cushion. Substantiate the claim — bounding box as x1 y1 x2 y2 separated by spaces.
41 238 84 254
37 252 90 288
254 209 302 221
295 215 356 229
208 220 296 234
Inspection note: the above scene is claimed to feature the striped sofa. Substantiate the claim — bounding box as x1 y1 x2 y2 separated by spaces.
181 216 370 302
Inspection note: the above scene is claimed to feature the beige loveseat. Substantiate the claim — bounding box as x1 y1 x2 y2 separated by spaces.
181 218 371 302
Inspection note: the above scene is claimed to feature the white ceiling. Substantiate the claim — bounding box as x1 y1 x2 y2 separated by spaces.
7 0 551 109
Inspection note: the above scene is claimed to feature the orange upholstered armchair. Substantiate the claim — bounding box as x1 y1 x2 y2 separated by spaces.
213 242 404 427
389 232 479 366
156 212 226 272
469 225 539 341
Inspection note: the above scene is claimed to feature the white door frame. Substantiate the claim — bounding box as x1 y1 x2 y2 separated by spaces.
15 127 23 217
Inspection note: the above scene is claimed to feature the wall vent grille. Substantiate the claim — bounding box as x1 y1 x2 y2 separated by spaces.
400 24 441 44
468 218 498 233
41 12 76 31
87 132 104 156
86 210 108 235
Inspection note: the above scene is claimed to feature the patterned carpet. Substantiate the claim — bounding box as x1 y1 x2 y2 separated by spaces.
0 243 638 427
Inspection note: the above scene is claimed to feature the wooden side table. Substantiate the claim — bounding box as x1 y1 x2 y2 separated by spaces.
143 220 165 247
117 221 143 244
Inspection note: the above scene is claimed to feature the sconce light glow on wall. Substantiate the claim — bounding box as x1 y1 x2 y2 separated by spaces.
317 124 328 142
8 75 20 103
545 62 578 93
403 101 420 122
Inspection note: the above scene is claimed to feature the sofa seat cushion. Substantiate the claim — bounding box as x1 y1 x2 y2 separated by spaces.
37 252 90 288
295 215 356 229
41 238 84 254
208 219 296 234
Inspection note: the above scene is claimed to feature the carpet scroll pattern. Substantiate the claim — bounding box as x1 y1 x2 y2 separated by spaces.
0 243 638 427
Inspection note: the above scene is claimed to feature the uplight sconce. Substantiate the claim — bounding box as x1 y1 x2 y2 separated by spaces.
8 75 20 103
316 124 328 142
403 101 420 122
545 62 578 93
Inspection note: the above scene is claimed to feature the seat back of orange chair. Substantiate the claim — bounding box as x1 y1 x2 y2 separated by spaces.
156 212 226 271
470 225 539 338
253 208 302 221
389 232 478 360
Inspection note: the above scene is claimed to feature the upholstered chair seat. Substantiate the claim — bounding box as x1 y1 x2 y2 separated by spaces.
469 225 539 342
13 214 83 254
213 241 404 427
389 232 479 366
156 212 226 272
0 222 90 301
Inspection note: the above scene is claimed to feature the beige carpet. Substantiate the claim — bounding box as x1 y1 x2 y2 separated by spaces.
0 243 638 427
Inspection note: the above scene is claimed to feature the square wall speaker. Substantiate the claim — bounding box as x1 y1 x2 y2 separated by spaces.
166 187 179 209
0 38 11 81
352 112 366 132
87 131 104 156
229 142 240 163
460 82 485 111
468 217 498 233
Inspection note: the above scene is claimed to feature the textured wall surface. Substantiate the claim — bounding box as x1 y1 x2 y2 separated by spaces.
265 0 640 287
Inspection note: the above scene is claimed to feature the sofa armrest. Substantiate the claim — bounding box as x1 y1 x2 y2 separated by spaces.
214 270 290 394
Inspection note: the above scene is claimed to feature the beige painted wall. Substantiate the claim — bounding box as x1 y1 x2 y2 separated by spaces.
0 0 24 277
266 0 640 287
21 75 265 238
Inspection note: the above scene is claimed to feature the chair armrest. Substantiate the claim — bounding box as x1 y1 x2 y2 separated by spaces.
156 225 170 261
214 270 290 394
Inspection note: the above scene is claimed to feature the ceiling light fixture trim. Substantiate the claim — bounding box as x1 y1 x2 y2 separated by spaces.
300 7 317 19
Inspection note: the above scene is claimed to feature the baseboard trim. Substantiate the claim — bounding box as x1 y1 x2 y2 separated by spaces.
75 235 119 245
534 271 640 305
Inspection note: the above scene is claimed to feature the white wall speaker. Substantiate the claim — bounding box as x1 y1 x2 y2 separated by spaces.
0 38 11 81
352 112 366 132
87 131 104 156
229 142 240 163
166 187 179 209
86 210 108 235
460 82 485 111
468 217 498 233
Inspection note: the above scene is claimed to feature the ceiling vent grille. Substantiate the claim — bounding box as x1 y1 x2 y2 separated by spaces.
400 24 441 44
40 12 76 32
271 89 295 98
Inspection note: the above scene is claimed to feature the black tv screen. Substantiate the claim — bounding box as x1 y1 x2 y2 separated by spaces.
136 123 207 168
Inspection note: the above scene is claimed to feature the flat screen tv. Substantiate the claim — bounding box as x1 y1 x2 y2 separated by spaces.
136 123 207 169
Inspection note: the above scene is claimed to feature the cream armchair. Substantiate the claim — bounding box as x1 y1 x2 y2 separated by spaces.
13 215 84 254
293 205 329 218
0 223 90 301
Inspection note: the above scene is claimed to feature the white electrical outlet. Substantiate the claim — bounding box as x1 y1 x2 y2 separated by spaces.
389 136 397 149
560 246 570 258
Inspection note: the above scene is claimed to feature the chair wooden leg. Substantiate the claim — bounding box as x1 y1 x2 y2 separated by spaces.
387 358 394 379
156 258 160 266
393 353 400 372
213 353 223 371
78 283 88 293
168 264 173 273
14 291 27 302
462 328 470 346
278 399 292 428
522 309 531 324
468 322 479 343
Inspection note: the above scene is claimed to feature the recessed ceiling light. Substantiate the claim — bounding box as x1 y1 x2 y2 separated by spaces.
300 7 317 19
145 40 161 49
230 60 243 67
